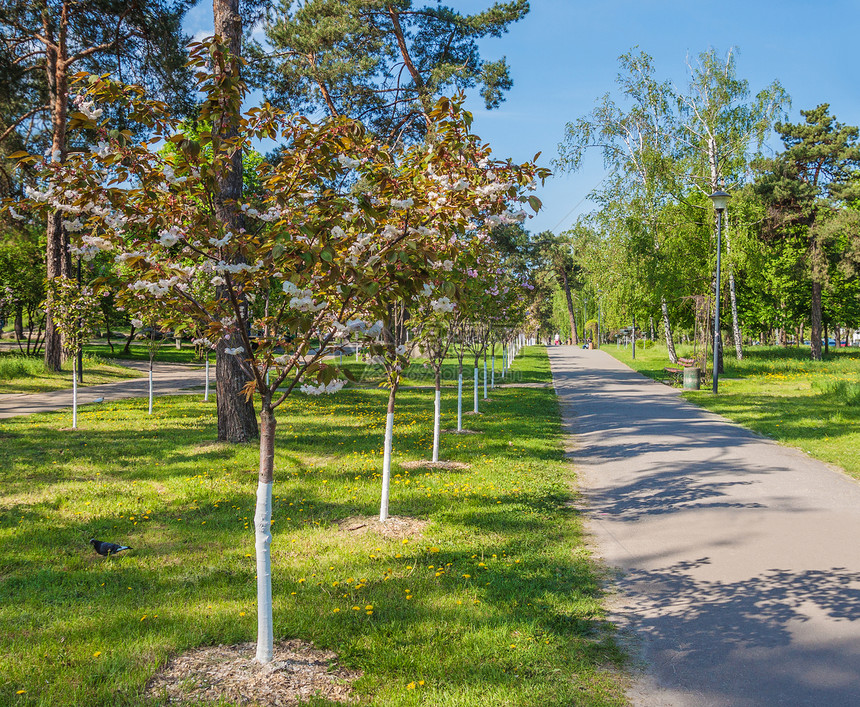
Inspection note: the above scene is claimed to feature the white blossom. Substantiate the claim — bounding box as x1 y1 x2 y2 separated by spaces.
225 346 245 356
431 296 456 313
300 379 345 395
79 99 103 121
337 154 361 169
158 227 183 247
208 231 233 247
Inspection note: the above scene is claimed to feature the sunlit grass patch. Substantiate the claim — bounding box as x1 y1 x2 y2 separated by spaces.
0 346 625 706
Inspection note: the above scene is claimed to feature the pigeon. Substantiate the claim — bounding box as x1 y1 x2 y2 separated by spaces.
90 539 131 556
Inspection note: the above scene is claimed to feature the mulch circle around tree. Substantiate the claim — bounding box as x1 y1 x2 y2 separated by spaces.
440 428 483 435
399 460 472 471
145 639 361 706
335 515 429 539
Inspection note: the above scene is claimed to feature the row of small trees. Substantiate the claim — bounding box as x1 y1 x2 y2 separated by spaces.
5 37 544 662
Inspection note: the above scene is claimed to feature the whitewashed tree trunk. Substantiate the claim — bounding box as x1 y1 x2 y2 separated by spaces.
432 378 441 462
483 355 488 399
72 357 78 429
204 354 210 402
456 371 463 431
473 366 479 414
379 386 397 521
254 405 276 664
491 353 495 389
148 362 154 415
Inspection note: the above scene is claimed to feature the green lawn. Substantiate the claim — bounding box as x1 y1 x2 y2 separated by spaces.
0 353 143 395
0 346 626 707
605 342 860 479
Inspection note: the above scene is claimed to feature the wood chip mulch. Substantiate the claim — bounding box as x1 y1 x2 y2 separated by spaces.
335 514 429 539
145 639 360 706
399 460 472 471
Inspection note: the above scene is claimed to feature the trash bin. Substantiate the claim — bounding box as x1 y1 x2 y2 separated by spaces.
683 366 701 390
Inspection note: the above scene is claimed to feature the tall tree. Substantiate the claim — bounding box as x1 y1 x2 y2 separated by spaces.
0 0 193 370
535 230 582 345
677 48 789 360
755 104 860 361
558 50 683 361
209 0 259 441
254 0 528 142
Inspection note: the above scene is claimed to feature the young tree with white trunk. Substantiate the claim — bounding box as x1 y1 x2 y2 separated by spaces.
8 40 546 664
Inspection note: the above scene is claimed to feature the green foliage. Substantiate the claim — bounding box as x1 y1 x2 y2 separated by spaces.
255 0 529 141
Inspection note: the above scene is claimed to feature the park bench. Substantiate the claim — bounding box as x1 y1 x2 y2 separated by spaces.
663 358 698 385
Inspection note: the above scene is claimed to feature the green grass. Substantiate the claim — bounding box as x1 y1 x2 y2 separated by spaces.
336 343 549 389
606 342 860 479
0 353 143 394
82 340 202 364
0 346 625 707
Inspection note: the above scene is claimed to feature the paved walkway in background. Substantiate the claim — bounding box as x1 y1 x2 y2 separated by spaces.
0 360 211 419
548 346 860 706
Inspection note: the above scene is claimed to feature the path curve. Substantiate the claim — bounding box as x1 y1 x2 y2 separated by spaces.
549 346 860 706
0 359 211 419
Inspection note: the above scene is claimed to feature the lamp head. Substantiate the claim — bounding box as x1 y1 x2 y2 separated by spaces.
709 189 731 212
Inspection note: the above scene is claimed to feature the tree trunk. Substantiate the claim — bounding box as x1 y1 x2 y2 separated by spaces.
212 0 259 442
122 324 135 355
43 17 72 372
216 341 259 441
379 383 398 521
810 280 823 361
456 359 463 431
14 309 24 351
560 268 579 345
254 404 275 664
728 272 743 360
432 369 441 462
824 322 829 355
661 297 678 364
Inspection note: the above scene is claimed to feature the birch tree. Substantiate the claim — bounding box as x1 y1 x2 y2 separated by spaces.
677 48 789 359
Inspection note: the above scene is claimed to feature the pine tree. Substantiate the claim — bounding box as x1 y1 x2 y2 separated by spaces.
0 0 194 370
253 0 528 142
755 104 860 361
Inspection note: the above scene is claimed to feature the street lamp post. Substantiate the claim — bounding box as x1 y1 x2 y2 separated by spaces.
709 190 731 394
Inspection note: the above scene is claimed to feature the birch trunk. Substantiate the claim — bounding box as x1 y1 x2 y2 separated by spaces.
661 297 678 364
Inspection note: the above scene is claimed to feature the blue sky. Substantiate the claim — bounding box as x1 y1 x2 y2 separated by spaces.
185 0 860 234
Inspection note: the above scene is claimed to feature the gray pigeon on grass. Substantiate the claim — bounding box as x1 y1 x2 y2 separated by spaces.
90 539 131 556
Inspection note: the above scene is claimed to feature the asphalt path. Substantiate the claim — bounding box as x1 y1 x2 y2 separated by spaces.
0 359 211 419
548 346 860 706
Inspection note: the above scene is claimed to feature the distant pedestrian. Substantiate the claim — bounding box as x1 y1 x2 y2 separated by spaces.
554 333 560 346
